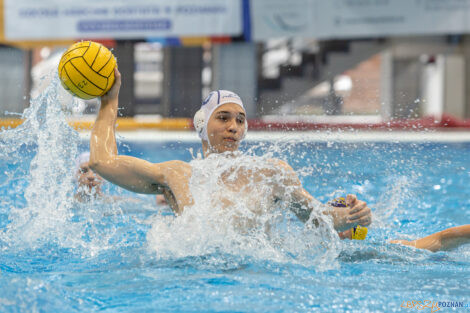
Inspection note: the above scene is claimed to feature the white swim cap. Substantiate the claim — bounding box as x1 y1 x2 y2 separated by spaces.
193 90 247 141
75 151 90 171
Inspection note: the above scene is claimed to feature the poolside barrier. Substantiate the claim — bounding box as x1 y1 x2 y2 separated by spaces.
1 114 470 131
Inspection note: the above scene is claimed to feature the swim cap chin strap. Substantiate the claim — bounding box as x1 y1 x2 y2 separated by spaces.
193 90 248 142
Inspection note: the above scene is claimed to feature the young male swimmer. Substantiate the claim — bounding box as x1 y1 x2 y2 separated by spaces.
75 151 104 202
89 69 372 232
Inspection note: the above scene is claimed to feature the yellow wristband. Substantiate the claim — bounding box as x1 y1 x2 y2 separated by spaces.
328 197 369 240
351 225 368 240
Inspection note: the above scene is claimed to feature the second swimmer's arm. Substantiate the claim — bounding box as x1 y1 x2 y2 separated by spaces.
90 68 173 194
439 225 470 250
392 225 470 252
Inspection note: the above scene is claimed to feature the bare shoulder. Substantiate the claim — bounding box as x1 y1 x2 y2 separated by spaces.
261 158 299 184
264 158 302 192
266 158 295 172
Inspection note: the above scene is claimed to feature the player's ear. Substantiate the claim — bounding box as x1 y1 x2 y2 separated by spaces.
193 109 205 138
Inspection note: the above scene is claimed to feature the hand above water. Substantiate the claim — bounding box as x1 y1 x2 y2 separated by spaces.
346 194 372 227
331 194 372 232
101 67 121 103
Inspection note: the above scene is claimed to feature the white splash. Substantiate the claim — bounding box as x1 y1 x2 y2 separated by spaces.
146 151 341 269
1 73 83 249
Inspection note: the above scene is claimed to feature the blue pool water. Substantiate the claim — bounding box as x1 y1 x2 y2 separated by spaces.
1 137 469 312
0 77 469 312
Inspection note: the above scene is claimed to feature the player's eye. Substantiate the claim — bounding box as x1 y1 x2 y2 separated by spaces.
217 114 229 121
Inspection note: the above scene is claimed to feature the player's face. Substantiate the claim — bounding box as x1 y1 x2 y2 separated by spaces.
77 162 103 191
206 103 246 153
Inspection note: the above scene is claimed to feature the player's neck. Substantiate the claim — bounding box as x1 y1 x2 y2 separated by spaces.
202 141 239 158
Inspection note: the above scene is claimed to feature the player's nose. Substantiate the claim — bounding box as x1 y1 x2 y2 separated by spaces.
227 119 238 133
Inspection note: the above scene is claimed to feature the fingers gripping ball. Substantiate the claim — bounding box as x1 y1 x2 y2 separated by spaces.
58 41 116 100
328 197 368 240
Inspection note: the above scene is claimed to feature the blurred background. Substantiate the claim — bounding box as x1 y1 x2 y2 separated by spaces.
1 0 470 128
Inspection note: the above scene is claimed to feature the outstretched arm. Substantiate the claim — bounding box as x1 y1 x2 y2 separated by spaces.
89 68 182 194
391 225 470 252
273 160 372 232
291 188 371 232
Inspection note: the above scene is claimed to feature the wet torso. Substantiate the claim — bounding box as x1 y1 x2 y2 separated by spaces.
161 159 281 216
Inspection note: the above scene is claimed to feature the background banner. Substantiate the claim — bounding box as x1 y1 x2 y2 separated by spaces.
251 0 470 40
4 0 242 40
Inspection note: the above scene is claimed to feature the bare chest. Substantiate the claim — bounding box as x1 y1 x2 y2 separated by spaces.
165 166 276 215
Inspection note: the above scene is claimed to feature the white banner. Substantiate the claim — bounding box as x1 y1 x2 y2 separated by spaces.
251 0 470 40
4 0 242 40
250 0 319 40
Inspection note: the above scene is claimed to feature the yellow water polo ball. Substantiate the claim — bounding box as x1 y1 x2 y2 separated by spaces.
58 41 116 100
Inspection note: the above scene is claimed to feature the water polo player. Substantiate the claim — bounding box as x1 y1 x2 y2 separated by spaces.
75 151 104 202
89 68 372 232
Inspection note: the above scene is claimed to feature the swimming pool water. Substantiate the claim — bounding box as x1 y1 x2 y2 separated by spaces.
1 139 469 312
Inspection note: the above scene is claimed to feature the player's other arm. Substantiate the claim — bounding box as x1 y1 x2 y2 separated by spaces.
439 225 470 250
89 68 183 194
391 225 470 252
272 159 371 232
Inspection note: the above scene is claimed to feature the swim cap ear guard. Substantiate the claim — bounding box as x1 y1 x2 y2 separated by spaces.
193 109 206 139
